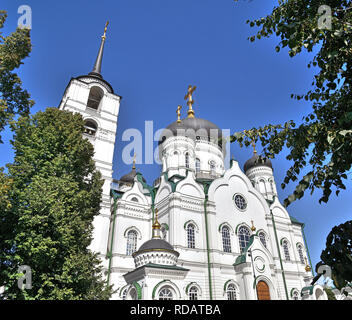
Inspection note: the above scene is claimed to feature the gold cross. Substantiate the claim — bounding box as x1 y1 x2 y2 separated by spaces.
176 105 182 123
184 85 196 118
102 21 109 40
251 140 257 154
132 153 136 169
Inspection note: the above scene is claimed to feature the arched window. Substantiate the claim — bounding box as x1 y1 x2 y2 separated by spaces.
297 245 305 264
196 158 201 173
159 287 173 300
84 119 98 136
185 153 190 168
259 232 267 248
126 230 137 256
121 289 127 300
222 226 232 253
131 197 139 203
210 160 216 175
238 226 251 253
282 240 290 261
258 179 267 194
188 286 198 300
87 86 104 110
292 290 299 300
187 224 195 249
227 284 237 300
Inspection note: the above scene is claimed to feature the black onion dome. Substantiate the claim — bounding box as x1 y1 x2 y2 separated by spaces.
135 239 179 255
158 117 223 148
119 168 146 186
244 153 273 172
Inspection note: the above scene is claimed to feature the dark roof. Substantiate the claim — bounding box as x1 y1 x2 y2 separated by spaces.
158 117 224 149
243 153 273 172
138 238 176 252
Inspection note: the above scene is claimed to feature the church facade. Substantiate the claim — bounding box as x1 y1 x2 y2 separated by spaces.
58 27 327 301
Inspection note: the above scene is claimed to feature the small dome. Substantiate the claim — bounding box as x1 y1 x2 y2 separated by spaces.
244 153 273 173
119 168 146 186
159 117 223 148
137 238 177 254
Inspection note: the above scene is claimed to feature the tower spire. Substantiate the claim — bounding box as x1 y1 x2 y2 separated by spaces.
89 21 109 79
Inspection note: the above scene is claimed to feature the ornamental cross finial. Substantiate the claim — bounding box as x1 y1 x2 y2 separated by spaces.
184 85 196 118
102 21 109 40
153 208 161 230
305 257 312 272
251 220 256 232
177 105 182 123
251 140 257 155
132 153 136 170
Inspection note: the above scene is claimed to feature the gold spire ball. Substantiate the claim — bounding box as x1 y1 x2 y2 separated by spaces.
251 220 256 232
184 85 196 118
153 208 161 230
304 257 312 272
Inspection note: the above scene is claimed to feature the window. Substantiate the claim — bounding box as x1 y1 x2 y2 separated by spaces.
189 286 198 300
297 245 305 264
121 289 127 300
159 287 173 300
131 197 139 203
259 232 267 248
84 119 98 136
87 86 104 110
238 226 251 253
292 290 299 300
227 284 237 300
282 240 290 261
234 194 247 210
222 226 232 253
185 153 190 168
196 158 201 173
258 179 267 194
187 224 195 249
126 230 137 256
210 160 216 175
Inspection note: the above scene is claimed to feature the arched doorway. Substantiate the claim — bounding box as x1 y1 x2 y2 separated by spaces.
256 281 270 300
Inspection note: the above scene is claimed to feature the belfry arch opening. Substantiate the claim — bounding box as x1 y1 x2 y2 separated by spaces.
84 119 98 136
87 86 104 110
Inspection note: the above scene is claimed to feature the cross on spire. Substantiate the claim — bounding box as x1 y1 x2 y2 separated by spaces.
184 85 196 118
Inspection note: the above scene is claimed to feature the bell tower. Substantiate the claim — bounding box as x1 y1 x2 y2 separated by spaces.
58 22 121 260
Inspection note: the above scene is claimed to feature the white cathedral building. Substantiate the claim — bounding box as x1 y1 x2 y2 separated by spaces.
58 26 327 301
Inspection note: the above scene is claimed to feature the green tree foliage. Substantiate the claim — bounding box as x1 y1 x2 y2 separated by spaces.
320 220 352 290
0 108 113 300
0 10 33 143
232 0 352 206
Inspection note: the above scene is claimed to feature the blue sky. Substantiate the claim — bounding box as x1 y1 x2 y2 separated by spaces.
2 0 351 273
